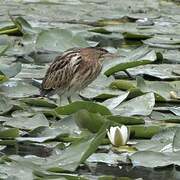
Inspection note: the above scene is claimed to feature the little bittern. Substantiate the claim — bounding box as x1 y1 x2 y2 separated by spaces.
40 47 113 103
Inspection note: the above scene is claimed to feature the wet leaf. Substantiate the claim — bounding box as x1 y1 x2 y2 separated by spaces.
103 46 157 76
43 122 109 172
55 101 112 116
36 29 89 52
74 110 106 133
130 151 171 168
128 64 180 80
102 91 129 110
80 75 120 100
137 77 175 101
0 62 22 78
0 95 13 115
129 125 161 139
0 128 19 138
0 80 39 98
87 152 127 165
107 115 144 125
173 128 180 152
114 93 155 116
4 113 49 130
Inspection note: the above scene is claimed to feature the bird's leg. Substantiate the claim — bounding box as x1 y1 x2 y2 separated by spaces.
124 70 134 80
67 96 72 104
56 95 62 106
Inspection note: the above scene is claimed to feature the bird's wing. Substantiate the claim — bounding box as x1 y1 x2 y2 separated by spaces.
40 50 81 96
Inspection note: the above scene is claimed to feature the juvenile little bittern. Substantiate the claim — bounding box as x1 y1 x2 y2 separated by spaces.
40 47 113 103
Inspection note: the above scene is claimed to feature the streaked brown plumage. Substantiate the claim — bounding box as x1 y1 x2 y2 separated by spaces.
40 47 112 103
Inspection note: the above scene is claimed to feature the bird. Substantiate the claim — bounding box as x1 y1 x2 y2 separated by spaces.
40 47 113 104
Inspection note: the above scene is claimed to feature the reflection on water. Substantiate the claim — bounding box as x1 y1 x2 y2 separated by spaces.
1 143 180 180
91 163 180 180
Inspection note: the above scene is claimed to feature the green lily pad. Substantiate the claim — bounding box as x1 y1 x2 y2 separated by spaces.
143 35 180 49
36 28 89 52
0 62 22 78
0 95 13 115
137 77 175 101
0 128 19 138
103 46 157 76
43 122 109 172
107 115 144 125
150 111 180 123
128 64 180 80
80 75 120 100
74 110 106 133
0 80 39 98
0 162 34 179
4 113 49 130
173 128 180 152
87 152 127 165
21 97 57 108
114 93 155 116
129 125 161 139
102 91 129 110
130 151 171 168
55 101 112 116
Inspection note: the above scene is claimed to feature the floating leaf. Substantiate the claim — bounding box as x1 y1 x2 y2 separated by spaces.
130 151 171 168
4 113 49 130
55 101 111 116
137 77 175 101
0 128 19 138
80 75 119 100
43 122 109 172
36 29 89 52
103 46 157 76
0 80 39 98
0 95 13 115
173 128 180 152
129 125 161 139
102 91 129 109
0 62 22 78
74 110 106 133
114 93 155 116
128 64 180 80
107 115 144 125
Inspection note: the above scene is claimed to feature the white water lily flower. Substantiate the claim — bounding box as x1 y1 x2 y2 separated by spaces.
107 125 129 146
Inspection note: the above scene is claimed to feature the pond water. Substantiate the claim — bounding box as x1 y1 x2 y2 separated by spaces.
0 0 180 179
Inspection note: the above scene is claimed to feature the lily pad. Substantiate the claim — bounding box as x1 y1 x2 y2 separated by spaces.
3 113 49 130
0 80 39 98
0 95 13 115
136 77 175 101
0 128 19 138
114 93 155 116
36 28 89 52
0 62 22 78
55 101 112 116
102 91 129 110
74 110 107 133
43 122 109 172
130 151 171 168
80 75 120 100
103 46 157 76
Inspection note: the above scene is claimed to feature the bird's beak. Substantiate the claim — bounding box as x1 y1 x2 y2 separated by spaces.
103 52 119 59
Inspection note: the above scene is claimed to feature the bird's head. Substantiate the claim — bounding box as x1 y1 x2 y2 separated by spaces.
80 47 116 62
